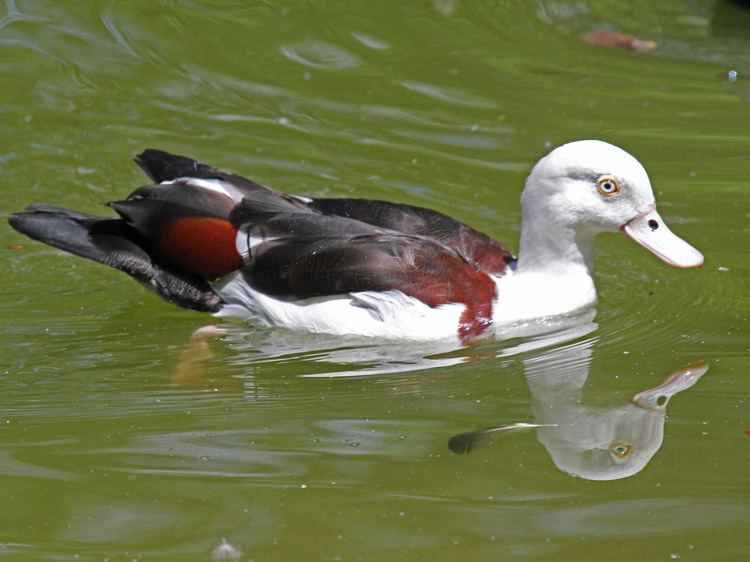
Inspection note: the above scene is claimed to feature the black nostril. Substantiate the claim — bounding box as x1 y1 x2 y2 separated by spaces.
648 219 659 231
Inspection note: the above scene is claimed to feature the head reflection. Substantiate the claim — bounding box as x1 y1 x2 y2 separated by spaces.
451 338 707 481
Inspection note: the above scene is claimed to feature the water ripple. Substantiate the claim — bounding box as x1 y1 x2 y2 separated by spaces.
280 40 362 70
401 80 500 108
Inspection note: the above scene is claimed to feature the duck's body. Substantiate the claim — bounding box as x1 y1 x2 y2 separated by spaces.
8 141 703 342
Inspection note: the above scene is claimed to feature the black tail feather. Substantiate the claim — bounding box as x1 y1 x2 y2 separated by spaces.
8 207 223 312
134 149 220 183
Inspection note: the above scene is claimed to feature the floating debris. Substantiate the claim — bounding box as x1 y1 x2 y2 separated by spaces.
581 30 657 52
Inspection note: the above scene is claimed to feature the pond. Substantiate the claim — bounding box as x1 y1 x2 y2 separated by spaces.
2 0 750 560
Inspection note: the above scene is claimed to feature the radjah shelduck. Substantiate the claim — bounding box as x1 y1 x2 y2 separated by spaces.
9 140 703 342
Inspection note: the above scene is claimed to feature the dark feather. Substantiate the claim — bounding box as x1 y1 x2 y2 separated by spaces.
308 198 515 275
135 149 308 211
8 206 222 312
135 148 219 183
244 234 424 296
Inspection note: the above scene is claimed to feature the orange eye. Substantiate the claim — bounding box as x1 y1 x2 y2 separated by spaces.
609 442 633 459
596 177 621 196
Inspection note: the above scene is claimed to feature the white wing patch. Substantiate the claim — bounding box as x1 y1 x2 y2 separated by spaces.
235 227 279 261
160 177 245 202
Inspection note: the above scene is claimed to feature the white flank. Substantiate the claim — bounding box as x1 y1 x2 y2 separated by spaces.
211 272 465 341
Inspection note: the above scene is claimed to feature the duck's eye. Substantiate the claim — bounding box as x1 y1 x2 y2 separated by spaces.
609 441 633 460
596 177 621 197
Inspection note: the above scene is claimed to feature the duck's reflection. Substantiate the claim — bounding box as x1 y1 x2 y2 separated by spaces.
450 338 707 481
170 315 707 481
172 308 600 384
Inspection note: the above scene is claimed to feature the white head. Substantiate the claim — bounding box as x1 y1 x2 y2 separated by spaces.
519 140 703 270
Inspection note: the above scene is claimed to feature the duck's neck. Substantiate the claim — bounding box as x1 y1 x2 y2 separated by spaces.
491 220 599 325
515 220 597 279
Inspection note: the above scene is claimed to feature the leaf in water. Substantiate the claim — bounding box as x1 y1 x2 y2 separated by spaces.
580 30 657 52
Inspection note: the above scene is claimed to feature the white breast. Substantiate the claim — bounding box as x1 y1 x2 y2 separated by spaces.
492 271 598 326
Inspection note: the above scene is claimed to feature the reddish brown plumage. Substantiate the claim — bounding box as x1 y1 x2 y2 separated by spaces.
397 251 497 340
159 217 242 279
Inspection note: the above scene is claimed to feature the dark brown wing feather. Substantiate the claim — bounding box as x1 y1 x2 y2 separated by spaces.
308 198 515 275
234 209 498 338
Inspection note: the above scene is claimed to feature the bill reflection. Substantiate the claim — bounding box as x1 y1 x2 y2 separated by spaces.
450 341 707 481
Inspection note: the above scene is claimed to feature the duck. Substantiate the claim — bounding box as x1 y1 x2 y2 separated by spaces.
8 140 703 342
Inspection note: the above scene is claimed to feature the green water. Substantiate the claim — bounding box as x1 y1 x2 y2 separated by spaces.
2 0 750 560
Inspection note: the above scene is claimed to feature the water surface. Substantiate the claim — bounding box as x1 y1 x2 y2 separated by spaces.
2 1 750 560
